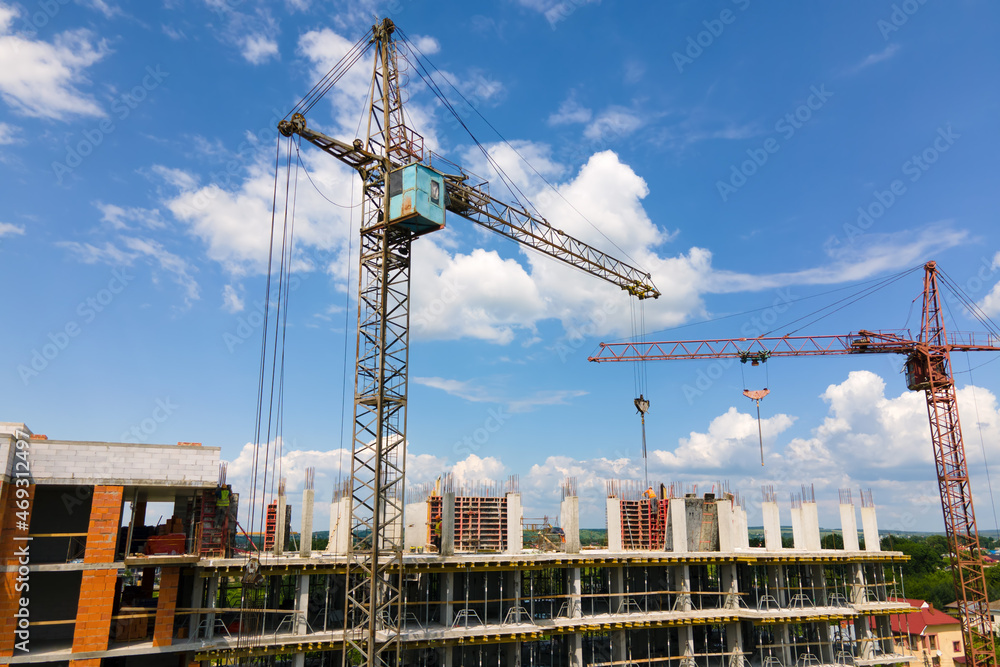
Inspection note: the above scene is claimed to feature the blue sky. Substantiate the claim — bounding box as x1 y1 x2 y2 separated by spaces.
2 0 1000 532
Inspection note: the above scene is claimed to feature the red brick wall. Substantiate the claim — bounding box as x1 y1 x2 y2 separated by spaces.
153 567 180 647
84 485 123 564
0 481 34 657
72 569 116 653
70 485 124 656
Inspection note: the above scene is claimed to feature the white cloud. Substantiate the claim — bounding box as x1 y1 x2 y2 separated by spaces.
583 106 644 141
96 202 166 230
517 0 600 27
158 145 356 278
413 375 587 413
224 438 504 530
0 121 18 144
0 221 24 237
241 33 279 64
849 44 901 74
59 234 200 305
0 4 110 119
222 284 244 313
655 407 795 470
518 371 1000 528
80 0 122 18
548 96 592 126
977 252 1000 317
410 34 440 55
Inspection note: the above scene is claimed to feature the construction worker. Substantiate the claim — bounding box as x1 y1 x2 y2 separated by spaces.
432 518 442 552
645 486 658 517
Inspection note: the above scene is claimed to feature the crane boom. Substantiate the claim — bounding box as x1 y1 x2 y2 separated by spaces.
589 329 1000 362
589 262 1000 667
280 115 660 301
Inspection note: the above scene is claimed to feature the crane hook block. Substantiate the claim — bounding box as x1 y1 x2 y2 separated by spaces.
742 388 770 401
278 113 307 138
634 395 650 414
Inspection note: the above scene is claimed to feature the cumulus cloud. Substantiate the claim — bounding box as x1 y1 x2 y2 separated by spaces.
413 375 587 413
0 121 18 144
241 33 279 64
59 227 200 305
0 221 24 237
0 3 110 120
224 438 504 530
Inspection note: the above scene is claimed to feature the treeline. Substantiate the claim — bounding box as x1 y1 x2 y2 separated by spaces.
880 534 1000 611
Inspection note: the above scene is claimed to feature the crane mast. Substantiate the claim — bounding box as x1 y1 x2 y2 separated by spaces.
279 18 659 667
590 262 1000 667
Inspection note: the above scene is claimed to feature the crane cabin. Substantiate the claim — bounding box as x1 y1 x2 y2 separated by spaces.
387 163 447 236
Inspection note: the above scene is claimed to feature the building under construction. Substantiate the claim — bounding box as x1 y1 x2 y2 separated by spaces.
0 421 924 667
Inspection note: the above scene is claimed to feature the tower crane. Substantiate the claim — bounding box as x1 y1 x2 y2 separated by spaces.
277 18 659 667
589 261 1000 667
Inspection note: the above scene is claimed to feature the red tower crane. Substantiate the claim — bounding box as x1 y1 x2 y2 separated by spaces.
589 261 1000 667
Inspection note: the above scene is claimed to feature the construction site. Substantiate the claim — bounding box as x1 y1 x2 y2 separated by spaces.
1 421 920 667
2 13 999 667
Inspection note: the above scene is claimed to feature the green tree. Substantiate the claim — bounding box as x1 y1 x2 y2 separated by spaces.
822 533 844 549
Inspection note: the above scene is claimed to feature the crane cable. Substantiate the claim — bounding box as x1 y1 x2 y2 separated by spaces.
397 27 652 280
398 29 661 488
238 133 298 656
937 274 1000 539
289 29 375 118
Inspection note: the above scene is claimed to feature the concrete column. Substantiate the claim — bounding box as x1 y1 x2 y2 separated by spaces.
861 505 880 551
189 575 205 639
840 502 860 551
205 576 219 639
507 492 522 554
762 501 782 552
561 495 580 554
721 563 739 609
300 489 314 558
725 621 743 659
718 497 736 551
680 565 692 611
779 624 792 667
850 564 866 604
404 501 428 551
569 567 582 618
606 497 622 552
612 630 627 663
443 646 454 667
818 622 833 663
504 642 521 667
569 633 583 667
442 492 456 557
812 564 828 606
738 505 750 548
443 571 455 627
295 574 310 634
274 491 287 556
670 500 688 553
611 565 625 614
801 501 821 551
790 504 804 550
328 496 350 555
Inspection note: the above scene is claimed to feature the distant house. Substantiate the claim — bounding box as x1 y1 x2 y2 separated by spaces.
944 599 1000 635
891 599 965 667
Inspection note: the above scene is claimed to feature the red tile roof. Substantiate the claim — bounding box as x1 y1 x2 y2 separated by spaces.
888 599 961 635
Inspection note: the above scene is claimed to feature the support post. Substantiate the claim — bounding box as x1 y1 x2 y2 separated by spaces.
606 497 622 552
300 488 314 558
442 492 455 557
507 492 522 554
561 495 580 554
840 500 860 551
